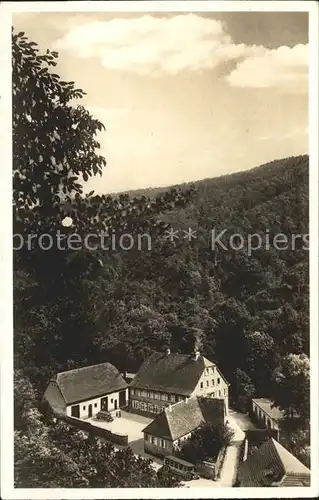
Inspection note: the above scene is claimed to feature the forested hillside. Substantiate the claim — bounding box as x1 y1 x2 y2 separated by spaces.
13 29 310 486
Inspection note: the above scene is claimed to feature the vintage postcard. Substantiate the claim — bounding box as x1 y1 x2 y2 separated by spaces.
0 1 318 498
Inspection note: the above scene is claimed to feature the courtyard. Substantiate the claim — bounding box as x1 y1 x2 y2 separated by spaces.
87 410 163 468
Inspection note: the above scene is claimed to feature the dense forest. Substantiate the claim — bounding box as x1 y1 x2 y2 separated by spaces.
13 30 310 486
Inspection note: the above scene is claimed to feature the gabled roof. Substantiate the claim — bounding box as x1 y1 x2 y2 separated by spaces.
44 362 128 407
42 380 66 416
252 398 284 421
142 396 225 441
238 438 311 487
130 351 226 396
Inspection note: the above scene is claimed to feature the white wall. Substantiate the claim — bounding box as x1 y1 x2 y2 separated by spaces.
66 388 128 419
252 402 279 430
191 365 229 411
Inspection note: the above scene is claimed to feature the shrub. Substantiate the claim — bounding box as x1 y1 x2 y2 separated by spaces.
177 422 232 465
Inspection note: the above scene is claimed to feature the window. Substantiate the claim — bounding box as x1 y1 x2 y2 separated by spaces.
217 378 220 384
151 436 156 445
205 368 209 375
200 382 203 389
94 403 97 407
147 391 150 398
150 391 154 399
212 392 215 397
219 390 221 397
206 380 209 387
224 388 227 396
160 439 165 448
148 404 153 413
111 399 113 403
131 388 135 396
211 379 215 386
145 434 149 441
154 392 160 400
83 406 86 410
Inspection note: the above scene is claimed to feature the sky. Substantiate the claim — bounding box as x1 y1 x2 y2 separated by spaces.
13 11 309 194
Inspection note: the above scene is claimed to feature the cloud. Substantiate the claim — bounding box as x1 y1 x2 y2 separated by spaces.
53 14 233 74
53 14 308 92
226 44 308 93
258 125 308 141
53 15 262 74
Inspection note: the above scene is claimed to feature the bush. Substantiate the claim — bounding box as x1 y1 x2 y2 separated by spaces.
96 411 114 422
177 422 232 465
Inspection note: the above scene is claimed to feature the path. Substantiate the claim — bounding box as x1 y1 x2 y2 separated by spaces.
217 412 245 486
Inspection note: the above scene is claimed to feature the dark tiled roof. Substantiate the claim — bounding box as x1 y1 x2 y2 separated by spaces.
45 362 128 407
143 411 172 440
130 352 219 395
42 381 66 416
252 398 284 421
142 396 225 441
239 438 311 487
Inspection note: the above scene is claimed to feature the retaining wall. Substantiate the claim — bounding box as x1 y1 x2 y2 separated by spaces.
63 415 128 446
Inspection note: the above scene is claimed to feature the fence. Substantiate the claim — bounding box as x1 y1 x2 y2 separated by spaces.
213 445 227 481
197 460 215 480
63 415 128 446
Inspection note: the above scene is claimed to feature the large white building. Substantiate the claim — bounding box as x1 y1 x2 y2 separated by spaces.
129 349 229 417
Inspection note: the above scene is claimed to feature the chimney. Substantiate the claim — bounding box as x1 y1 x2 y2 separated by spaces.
165 348 171 356
192 350 200 361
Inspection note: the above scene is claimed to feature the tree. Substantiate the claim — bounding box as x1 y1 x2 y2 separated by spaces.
231 368 256 413
272 353 310 423
12 28 193 378
280 428 310 468
244 330 276 395
178 423 234 465
15 418 180 488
